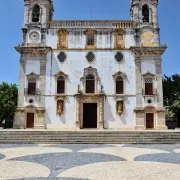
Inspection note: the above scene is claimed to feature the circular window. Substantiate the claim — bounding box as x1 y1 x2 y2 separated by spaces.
86 52 95 63
57 52 67 63
148 99 152 104
115 52 124 63
29 99 34 104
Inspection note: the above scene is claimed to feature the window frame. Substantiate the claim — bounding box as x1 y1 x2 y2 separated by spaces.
115 76 124 95
57 76 65 94
85 74 95 94
85 29 96 49
114 29 125 49
57 29 69 49
26 73 39 96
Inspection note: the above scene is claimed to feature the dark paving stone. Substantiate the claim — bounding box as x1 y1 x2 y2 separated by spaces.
44 144 115 152
0 144 39 149
10 178 89 180
0 153 5 160
11 152 125 178
122 144 180 152
135 153 180 164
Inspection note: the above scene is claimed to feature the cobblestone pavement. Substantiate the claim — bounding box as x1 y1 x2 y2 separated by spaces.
0 144 180 180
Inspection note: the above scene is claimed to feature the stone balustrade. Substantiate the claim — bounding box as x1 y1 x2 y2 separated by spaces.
49 20 134 29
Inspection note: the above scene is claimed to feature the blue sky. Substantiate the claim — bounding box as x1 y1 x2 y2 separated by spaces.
0 0 179 84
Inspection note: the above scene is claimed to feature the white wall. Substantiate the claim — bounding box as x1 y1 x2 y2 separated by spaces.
47 29 135 49
45 50 136 128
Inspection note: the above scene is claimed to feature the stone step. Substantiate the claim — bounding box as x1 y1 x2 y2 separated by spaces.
0 131 179 144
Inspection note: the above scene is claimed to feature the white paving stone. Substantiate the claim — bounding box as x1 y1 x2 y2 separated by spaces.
59 161 180 180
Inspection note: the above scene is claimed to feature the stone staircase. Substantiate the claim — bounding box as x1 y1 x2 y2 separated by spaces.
0 130 180 144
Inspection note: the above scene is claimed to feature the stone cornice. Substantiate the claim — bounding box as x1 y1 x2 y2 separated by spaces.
15 46 52 56
130 45 167 55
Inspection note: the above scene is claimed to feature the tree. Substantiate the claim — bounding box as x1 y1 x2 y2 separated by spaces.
163 74 180 126
0 82 18 124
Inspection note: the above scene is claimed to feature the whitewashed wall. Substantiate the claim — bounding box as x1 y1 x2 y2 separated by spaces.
47 29 135 49
45 50 136 129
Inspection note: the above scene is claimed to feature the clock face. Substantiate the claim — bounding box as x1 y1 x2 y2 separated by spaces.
29 31 40 42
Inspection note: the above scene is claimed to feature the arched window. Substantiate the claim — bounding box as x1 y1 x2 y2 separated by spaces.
57 76 65 94
145 78 153 95
116 76 124 94
28 78 36 95
142 4 149 22
86 75 95 94
32 5 40 22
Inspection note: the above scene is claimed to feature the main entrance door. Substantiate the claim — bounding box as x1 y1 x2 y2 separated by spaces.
83 103 97 128
26 113 34 128
146 113 154 129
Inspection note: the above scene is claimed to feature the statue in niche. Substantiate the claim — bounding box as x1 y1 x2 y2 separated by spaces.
117 101 123 115
57 100 63 115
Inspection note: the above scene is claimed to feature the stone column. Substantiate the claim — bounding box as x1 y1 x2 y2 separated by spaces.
76 97 81 129
155 59 163 107
35 111 46 129
14 110 25 129
135 59 143 107
24 2 29 26
99 97 104 129
135 111 146 130
135 58 145 130
18 59 26 107
39 58 47 107
156 111 167 130
152 1 158 27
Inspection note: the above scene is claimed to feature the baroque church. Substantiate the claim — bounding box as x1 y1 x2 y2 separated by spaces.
14 0 167 130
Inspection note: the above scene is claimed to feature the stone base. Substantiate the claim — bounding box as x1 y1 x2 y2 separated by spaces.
156 125 168 130
135 125 146 130
34 125 46 129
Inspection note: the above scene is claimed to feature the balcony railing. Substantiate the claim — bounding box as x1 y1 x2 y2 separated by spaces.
24 88 40 96
142 89 158 96
49 20 134 29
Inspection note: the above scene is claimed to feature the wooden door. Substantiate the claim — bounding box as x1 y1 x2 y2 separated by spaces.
26 113 34 128
146 113 154 129
83 103 97 128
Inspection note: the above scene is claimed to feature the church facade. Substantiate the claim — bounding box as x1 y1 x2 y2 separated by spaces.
14 0 167 130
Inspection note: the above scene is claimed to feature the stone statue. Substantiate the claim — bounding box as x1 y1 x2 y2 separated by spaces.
57 101 63 115
117 101 123 115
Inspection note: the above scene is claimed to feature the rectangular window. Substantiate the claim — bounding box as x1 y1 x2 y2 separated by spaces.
57 80 65 94
28 82 36 95
145 83 153 95
116 81 124 94
58 35 67 49
87 34 94 46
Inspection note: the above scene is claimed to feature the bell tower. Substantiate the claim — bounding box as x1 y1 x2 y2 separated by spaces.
22 0 54 46
130 0 168 130
24 0 53 28
130 0 158 27
130 0 160 46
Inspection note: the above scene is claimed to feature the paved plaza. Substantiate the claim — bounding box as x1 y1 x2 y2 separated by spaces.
0 144 180 179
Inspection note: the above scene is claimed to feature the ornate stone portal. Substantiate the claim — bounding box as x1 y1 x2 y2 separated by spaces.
76 94 105 129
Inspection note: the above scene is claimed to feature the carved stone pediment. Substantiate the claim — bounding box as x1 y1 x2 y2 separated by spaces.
57 29 68 35
114 28 125 35
26 72 39 79
84 29 97 35
142 71 155 77
112 71 127 79
81 66 99 80
54 71 68 79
